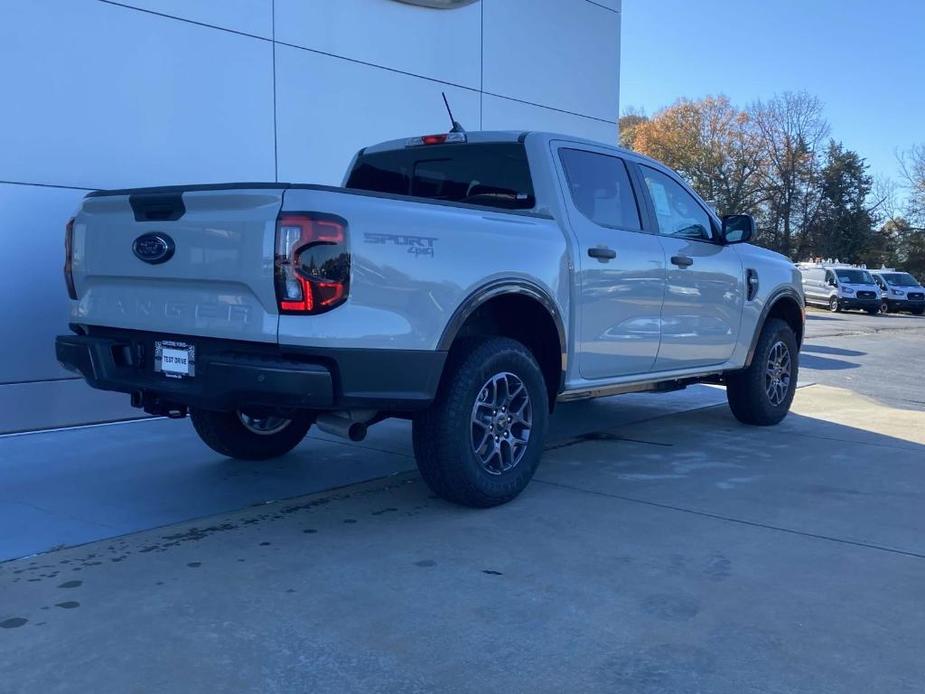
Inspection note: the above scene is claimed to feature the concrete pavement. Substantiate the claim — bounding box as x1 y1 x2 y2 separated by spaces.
2 384 924 693
0 385 729 562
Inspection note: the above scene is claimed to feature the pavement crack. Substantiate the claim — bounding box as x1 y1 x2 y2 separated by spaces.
546 432 673 452
534 478 925 561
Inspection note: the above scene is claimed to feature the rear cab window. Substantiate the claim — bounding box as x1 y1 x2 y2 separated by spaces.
558 148 642 231
345 142 535 211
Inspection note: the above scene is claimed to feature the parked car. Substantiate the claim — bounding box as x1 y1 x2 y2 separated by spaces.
796 262 881 314
56 130 804 507
870 269 925 315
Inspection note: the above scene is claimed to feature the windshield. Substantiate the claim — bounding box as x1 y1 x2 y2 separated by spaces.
835 269 873 284
881 272 920 287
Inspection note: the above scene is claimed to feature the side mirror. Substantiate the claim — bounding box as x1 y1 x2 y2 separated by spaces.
721 214 755 244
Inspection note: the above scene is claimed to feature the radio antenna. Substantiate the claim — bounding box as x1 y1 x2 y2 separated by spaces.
442 92 465 133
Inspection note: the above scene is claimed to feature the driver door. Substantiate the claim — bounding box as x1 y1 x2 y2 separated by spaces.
634 164 744 371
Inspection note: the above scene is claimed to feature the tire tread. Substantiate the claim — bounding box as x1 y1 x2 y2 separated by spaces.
413 337 548 507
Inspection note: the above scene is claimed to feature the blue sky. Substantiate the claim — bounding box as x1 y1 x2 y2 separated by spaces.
620 0 925 186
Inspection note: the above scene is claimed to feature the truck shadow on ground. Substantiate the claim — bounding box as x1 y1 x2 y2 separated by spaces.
799 343 863 371
798 354 860 371
800 344 865 357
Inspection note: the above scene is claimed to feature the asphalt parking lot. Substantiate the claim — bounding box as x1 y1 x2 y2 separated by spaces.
800 309 925 409
1 311 924 692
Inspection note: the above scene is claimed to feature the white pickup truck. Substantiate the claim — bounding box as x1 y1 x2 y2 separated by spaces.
57 130 804 507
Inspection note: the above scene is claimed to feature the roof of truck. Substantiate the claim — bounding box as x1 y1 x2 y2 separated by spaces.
361 129 643 159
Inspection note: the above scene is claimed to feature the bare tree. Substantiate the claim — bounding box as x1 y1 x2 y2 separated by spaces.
898 144 925 225
750 92 830 257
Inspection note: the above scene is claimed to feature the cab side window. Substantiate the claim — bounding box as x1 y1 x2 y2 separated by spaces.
559 148 642 231
825 270 836 286
640 165 712 241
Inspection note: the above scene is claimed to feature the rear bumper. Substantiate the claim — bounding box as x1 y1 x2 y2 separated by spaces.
56 327 446 413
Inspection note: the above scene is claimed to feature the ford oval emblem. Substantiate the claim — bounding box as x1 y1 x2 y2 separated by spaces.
132 232 175 265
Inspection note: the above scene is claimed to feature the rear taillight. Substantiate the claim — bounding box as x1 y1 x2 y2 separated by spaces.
64 217 77 299
274 213 350 314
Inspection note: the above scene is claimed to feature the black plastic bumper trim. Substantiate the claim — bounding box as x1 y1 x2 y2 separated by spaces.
56 327 447 413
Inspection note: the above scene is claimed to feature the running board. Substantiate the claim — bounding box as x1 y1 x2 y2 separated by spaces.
557 373 722 403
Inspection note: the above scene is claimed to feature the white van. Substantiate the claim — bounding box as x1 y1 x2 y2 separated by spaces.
870 268 925 315
796 262 881 314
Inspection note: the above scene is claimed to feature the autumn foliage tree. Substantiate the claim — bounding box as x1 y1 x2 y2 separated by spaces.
623 96 764 217
619 92 911 269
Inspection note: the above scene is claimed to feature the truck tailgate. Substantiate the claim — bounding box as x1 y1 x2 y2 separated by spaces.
72 187 284 343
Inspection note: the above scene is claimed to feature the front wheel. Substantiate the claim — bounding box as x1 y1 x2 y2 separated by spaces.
911 307 924 316
829 296 841 313
412 337 549 508
190 408 314 460
867 307 880 315
726 318 799 426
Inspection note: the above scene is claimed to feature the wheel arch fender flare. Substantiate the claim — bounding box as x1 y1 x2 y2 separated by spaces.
744 287 805 368
437 279 567 388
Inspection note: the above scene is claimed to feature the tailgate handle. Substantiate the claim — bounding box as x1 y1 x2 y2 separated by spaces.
130 193 186 222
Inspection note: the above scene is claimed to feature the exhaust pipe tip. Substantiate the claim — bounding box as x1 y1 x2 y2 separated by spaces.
316 413 372 442
347 422 367 442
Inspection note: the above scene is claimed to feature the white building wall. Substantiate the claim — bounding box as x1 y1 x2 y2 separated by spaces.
0 0 620 433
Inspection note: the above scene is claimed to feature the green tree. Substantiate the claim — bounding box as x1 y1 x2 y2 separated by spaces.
885 218 925 279
802 141 875 262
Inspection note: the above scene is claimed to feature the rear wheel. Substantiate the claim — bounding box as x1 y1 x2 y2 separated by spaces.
412 337 549 508
867 307 879 315
726 318 798 426
190 408 314 460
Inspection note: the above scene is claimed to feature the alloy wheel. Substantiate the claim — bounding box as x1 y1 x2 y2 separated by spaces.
237 411 292 436
470 372 532 475
765 341 792 407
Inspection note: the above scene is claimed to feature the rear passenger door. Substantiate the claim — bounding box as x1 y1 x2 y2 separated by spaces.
555 145 666 379
634 164 743 371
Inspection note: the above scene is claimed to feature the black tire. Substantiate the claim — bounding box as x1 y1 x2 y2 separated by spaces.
828 296 840 312
726 318 799 426
190 408 314 460
412 337 549 508
867 307 879 315
880 301 890 315
911 307 924 316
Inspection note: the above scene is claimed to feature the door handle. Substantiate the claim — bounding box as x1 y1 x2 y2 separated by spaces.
588 247 617 261
670 255 694 268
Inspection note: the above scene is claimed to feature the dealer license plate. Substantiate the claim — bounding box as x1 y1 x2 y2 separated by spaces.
154 340 196 379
